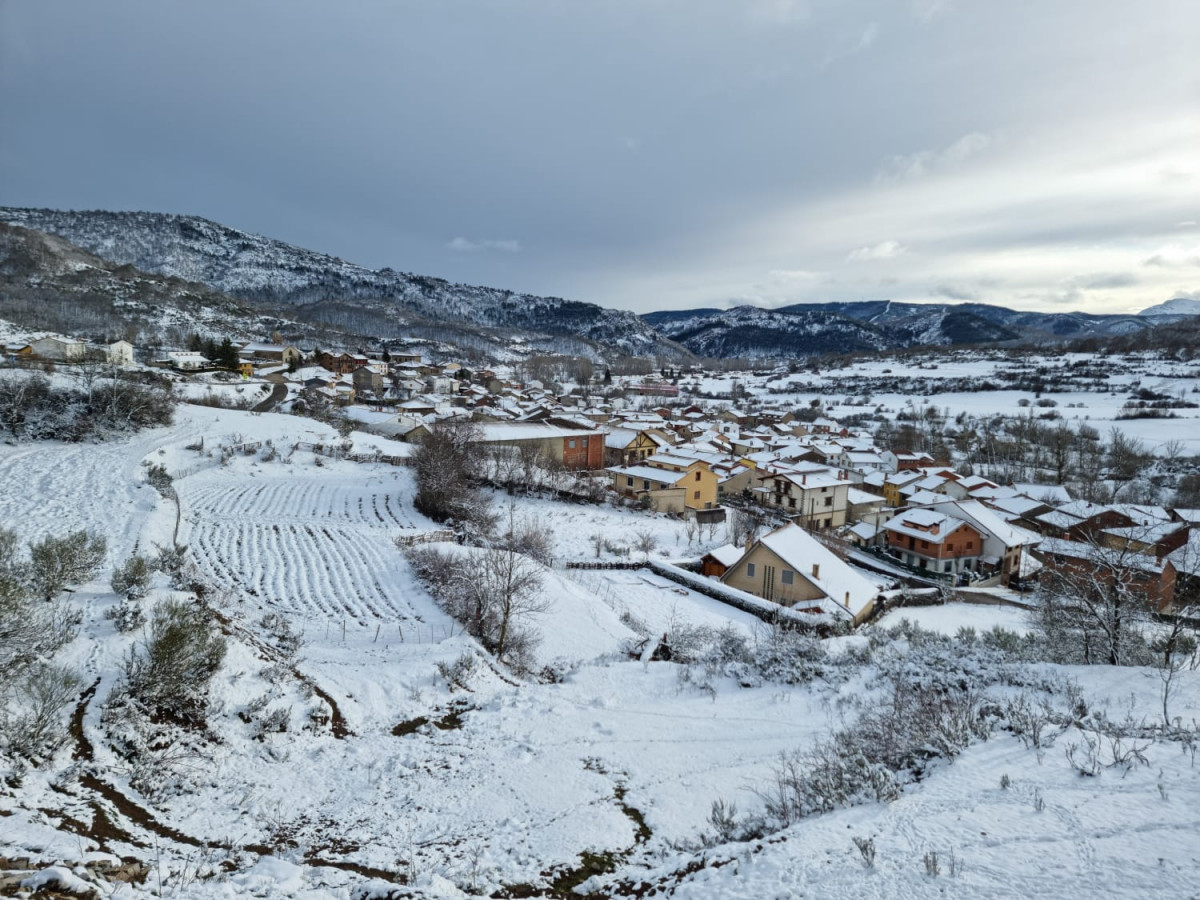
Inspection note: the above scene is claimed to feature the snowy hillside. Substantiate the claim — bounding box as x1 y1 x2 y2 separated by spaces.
1139 297 1200 317
0 208 685 359
646 298 1178 357
0 222 283 343
646 305 894 358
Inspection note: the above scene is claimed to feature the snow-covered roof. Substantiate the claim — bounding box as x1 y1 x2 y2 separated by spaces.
1056 499 1113 520
1110 504 1172 526
1035 509 1085 530
1037 537 1168 574
988 495 1048 518
703 544 745 569
933 499 1041 547
1101 521 1188 544
757 524 880 618
604 428 639 449
476 423 600 442
1167 532 1200 577
607 465 686 485
1013 483 1073 505
905 489 946 507
883 510 969 544
847 522 879 541
847 487 884 506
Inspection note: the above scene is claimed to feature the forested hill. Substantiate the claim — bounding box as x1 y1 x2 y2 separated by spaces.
0 207 686 360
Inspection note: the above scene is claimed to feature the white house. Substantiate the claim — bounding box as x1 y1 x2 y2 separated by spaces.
30 337 87 361
166 351 209 371
107 340 135 367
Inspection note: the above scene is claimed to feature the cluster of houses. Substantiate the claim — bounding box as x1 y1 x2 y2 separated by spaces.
4 336 135 366
258 342 1200 622
7 333 1195 625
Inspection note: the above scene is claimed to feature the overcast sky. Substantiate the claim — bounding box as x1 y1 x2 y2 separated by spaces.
2 1 1198 315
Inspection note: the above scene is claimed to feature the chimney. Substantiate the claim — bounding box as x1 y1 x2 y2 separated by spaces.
802 474 807 485
844 591 850 607
812 563 820 578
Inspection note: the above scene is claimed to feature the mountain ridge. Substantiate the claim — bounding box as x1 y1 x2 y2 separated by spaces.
0 207 686 360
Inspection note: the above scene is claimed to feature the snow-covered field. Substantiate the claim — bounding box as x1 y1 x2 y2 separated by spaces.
3 401 1200 898
690 350 1200 454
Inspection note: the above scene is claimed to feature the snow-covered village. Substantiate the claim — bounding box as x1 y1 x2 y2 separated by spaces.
2 311 1200 898
4 3 1200 897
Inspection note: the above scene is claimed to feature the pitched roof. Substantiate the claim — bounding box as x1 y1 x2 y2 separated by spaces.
756 524 880 617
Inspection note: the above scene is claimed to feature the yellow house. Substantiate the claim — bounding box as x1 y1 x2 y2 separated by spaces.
883 471 923 508
608 460 718 514
720 523 880 625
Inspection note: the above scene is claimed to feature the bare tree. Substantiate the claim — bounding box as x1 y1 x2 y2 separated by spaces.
1034 532 1163 666
407 543 548 673
634 528 659 562
1153 606 1198 727
477 545 547 668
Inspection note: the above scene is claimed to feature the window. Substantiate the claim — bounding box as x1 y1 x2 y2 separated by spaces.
788 497 796 508
966 541 974 549
781 570 794 585
921 540 929 549
946 543 953 551
642 480 650 490
944 561 952 573
747 562 756 577
581 438 588 447
693 490 700 500
824 518 832 528
824 496 833 507
568 440 576 448
626 476 633 487
695 471 701 481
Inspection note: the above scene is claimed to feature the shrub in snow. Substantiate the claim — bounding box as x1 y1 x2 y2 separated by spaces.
435 652 478 692
0 663 82 764
868 621 1023 694
260 612 304 660
143 462 173 496
852 835 876 869
105 599 146 633
0 371 173 441
0 529 80 677
154 542 190 589
757 683 988 829
27 529 107 601
746 627 832 686
111 553 154 600
116 597 227 726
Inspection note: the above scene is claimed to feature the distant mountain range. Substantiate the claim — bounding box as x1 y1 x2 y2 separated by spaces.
644 299 1199 359
0 208 682 360
1 206 1195 361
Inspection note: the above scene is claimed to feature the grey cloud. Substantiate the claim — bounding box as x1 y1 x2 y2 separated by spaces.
448 238 522 254
0 1 1196 314
933 284 980 301
1067 272 1141 290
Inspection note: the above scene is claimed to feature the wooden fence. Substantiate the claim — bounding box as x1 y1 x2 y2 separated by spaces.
394 530 456 548
295 441 411 467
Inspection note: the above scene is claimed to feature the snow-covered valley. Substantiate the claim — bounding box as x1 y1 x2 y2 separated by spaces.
2 403 1199 899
